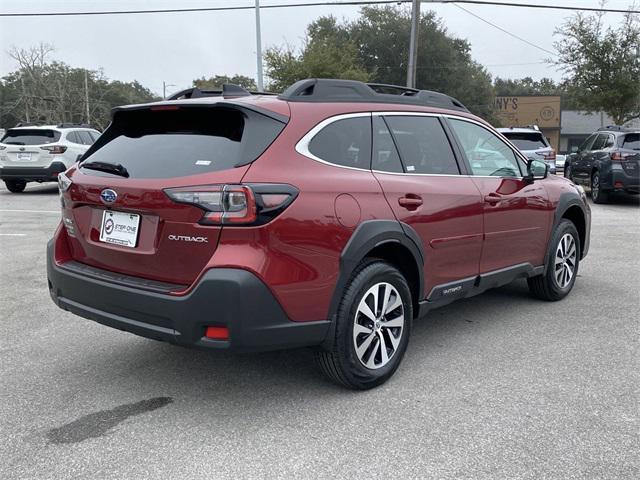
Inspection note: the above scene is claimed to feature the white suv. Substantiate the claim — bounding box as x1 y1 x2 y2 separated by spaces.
0 124 101 193
497 126 557 174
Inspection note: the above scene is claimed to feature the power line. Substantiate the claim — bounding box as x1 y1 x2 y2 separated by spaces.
452 3 557 56
0 0 638 17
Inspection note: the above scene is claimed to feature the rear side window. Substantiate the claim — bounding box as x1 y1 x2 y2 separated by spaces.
592 134 609 150
372 117 403 173
77 131 94 145
384 116 459 175
622 133 640 150
1 129 61 145
308 116 371 169
82 106 285 179
66 132 82 144
501 132 547 150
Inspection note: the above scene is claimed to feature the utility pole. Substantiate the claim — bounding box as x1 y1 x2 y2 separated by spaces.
407 0 421 89
84 70 90 124
255 0 264 92
162 81 175 100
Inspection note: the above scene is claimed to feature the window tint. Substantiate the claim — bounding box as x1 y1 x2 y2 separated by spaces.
449 119 522 177
372 117 403 173
308 116 371 169
88 131 100 142
592 134 609 150
1 129 61 145
622 133 640 150
82 106 285 179
384 116 459 174
77 131 94 145
501 131 547 150
66 132 82 144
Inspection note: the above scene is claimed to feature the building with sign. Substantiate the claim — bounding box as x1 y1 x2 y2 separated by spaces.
494 96 561 151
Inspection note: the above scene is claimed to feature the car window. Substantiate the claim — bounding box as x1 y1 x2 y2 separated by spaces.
384 116 459 175
66 132 82 144
501 131 547 150
603 134 615 149
77 131 94 145
592 134 609 151
0 129 61 145
579 134 597 152
372 117 403 173
308 116 371 170
88 131 100 142
449 119 522 177
622 133 640 150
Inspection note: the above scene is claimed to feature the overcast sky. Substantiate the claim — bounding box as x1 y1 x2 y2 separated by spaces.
0 0 636 95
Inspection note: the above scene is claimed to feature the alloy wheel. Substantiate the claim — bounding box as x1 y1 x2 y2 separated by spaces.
592 173 600 201
555 233 577 289
353 282 404 370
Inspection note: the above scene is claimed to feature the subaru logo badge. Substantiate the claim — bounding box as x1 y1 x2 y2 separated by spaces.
100 189 117 204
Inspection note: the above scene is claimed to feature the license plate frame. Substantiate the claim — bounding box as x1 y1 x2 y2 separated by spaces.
99 210 140 248
15 152 32 162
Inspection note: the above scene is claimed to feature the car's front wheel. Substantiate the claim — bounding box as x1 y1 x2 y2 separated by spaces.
4 179 27 193
528 219 580 301
316 260 412 390
564 164 573 182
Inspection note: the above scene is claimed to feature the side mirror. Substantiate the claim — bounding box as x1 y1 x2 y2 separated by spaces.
525 160 548 183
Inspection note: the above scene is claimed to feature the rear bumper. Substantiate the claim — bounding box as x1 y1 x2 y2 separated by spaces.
600 165 639 194
46 241 330 352
0 161 67 182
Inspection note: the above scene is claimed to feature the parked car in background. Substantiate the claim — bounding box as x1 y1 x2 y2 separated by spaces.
47 79 590 389
564 126 640 203
555 154 566 172
497 126 557 174
0 123 101 193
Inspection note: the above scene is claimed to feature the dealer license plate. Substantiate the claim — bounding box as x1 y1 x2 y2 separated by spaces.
99 210 140 248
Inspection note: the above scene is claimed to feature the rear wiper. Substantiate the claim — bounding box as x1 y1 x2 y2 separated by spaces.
80 161 129 178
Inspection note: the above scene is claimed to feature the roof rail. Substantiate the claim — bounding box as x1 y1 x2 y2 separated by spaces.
14 122 41 127
597 125 630 132
167 84 276 101
278 78 469 112
56 123 93 129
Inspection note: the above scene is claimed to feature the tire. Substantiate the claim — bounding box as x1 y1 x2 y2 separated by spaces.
564 164 573 182
528 219 580 301
315 260 413 390
591 171 609 204
4 179 27 193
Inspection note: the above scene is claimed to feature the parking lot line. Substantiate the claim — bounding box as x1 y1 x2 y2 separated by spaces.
0 233 27 236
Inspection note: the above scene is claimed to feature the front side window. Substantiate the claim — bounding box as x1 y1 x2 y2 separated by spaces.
384 116 459 175
579 134 597 152
77 131 94 145
592 134 609 151
308 116 371 169
449 119 522 177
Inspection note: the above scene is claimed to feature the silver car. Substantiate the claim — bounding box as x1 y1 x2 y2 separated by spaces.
497 127 557 174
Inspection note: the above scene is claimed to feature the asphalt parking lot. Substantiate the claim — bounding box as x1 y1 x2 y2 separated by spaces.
1 182 638 480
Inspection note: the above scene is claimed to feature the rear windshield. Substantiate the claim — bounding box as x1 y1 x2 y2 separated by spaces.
0 129 61 145
501 132 548 150
622 133 640 150
81 106 285 179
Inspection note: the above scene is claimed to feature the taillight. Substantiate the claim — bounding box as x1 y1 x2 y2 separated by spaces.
543 150 556 161
611 152 632 161
164 184 297 226
41 145 67 154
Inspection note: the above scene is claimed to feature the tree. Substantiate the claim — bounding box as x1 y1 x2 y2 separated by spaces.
264 7 495 120
552 7 640 125
265 16 369 93
193 74 257 90
1 44 158 130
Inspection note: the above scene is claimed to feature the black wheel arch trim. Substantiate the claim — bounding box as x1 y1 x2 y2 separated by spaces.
553 192 590 259
321 220 425 350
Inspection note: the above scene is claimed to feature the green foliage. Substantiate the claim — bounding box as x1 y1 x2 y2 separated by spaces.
264 6 495 121
0 45 157 130
193 74 257 90
265 16 369 93
553 9 640 125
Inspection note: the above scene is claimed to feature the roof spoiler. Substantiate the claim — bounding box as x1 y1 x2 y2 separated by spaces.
167 85 276 100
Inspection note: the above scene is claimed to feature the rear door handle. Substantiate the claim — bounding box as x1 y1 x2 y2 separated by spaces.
398 196 423 209
484 193 502 205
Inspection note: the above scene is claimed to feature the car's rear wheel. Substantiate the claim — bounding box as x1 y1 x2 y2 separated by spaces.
315 260 412 390
591 171 609 204
4 179 27 193
528 219 580 301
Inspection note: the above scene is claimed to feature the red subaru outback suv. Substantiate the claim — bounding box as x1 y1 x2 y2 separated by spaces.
47 79 591 389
